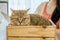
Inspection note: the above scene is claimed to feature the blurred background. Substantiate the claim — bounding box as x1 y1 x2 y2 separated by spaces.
0 0 49 40
9 0 49 16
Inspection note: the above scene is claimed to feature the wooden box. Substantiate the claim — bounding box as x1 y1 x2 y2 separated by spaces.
6 25 56 40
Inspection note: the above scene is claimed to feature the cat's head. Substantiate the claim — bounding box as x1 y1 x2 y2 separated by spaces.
11 8 30 17
10 9 30 25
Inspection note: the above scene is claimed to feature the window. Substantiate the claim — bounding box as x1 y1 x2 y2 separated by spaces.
0 0 8 14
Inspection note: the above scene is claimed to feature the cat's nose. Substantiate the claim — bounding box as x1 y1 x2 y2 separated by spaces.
19 20 22 23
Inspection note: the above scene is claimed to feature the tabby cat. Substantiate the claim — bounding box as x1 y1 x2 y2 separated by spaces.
10 9 30 26
9 9 52 26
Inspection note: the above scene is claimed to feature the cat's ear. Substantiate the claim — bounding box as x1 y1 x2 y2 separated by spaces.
27 8 30 11
10 8 14 12
10 8 13 11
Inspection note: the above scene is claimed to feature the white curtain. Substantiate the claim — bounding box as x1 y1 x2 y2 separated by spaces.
9 0 49 16
0 12 9 40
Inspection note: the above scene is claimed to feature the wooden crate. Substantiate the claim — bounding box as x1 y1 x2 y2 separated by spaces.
7 26 56 40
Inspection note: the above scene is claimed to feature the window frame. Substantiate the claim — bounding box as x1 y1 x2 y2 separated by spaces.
0 0 8 15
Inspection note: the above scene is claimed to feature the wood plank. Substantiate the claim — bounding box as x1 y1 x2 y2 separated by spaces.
7 26 56 37
8 37 55 40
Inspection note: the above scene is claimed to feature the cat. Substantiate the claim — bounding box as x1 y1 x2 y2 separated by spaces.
30 14 52 25
10 9 30 26
9 9 52 26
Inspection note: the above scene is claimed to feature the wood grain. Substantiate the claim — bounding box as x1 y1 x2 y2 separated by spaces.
8 37 56 40
7 26 56 40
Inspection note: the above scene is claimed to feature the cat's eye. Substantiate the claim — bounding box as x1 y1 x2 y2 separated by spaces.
22 18 26 21
23 18 26 19
16 18 19 20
